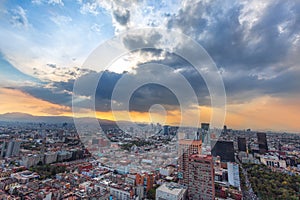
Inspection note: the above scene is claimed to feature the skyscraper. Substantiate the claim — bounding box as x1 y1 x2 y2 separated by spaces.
237 137 247 152
257 132 268 154
211 141 235 162
163 125 169 135
223 125 227 134
178 135 202 185
201 123 210 131
188 154 215 200
200 123 210 145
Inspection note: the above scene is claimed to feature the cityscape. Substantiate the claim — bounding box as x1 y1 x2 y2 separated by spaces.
1 0 300 200
0 118 299 199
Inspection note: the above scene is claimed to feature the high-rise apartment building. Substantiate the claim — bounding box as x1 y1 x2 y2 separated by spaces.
1 140 21 158
136 173 155 193
178 138 202 185
188 154 215 200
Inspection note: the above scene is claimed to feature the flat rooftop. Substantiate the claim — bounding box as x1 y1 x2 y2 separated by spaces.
157 182 186 195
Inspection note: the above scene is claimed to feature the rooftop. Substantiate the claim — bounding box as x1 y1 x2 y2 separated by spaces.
157 182 186 195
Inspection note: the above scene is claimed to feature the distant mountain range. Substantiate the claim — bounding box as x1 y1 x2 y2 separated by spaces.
0 112 115 124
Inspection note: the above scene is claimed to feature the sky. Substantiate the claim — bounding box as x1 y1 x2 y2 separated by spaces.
0 0 300 133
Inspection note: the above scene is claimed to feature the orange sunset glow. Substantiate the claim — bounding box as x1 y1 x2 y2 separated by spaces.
1 88 299 132
0 88 72 116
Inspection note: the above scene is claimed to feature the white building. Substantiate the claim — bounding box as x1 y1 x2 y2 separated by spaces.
159 167 174 176
116 165 130 174
156 182 187 200
110 185 132 200
227 162 241 190
260 155 286 168
11 170 39 184
135 185 144 200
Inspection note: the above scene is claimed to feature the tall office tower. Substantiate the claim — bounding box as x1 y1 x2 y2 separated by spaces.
211 141 235 162
201 123 210 131
227 162 241 190
257 132 268 154
178 134 202 185
1 140 21 158
188 154 215 200
201 123 210 146
163 125 169 135
237 137 247 152
223 125 228 134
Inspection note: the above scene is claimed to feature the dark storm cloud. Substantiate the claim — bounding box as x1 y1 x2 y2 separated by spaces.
46 63 57 68
94 71 123 111
17 55 210 113
113 9 130 26
165 0 300 103
16 58 300 113
20 85 72 106
128 84 180 112
136 50 211 104
52 80 74 92
94 68 197 112
224 67 300 104
122 31 163 50
168 0 300 72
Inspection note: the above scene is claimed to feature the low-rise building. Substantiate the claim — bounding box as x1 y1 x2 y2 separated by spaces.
11 171 39 184
260 155 286 168
109 184 134 200
156 182 187 200
159 166 174 177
